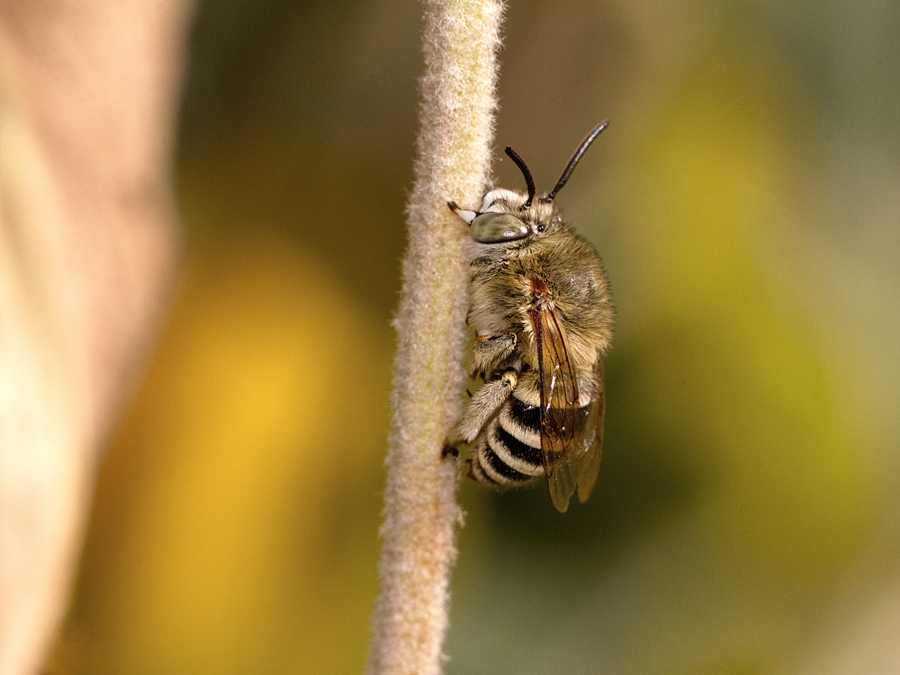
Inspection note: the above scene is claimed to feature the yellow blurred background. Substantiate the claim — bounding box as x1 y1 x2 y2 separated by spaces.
51 1 900 673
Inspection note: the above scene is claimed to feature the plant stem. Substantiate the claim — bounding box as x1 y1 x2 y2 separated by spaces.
367 1 505 674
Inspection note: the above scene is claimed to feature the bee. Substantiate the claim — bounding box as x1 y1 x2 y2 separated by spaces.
445 121 614 512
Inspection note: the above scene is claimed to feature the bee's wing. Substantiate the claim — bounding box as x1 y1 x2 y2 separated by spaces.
531 302 591 513
575 356 605 504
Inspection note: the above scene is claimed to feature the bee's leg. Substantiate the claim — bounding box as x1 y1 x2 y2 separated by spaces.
446 369 518 451
470 332 517 379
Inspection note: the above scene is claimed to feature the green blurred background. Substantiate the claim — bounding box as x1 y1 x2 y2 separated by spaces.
51 1 900 673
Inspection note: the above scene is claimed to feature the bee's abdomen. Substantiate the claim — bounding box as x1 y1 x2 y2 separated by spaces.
469 394 544 489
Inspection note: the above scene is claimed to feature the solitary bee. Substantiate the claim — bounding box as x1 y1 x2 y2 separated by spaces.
445 122 614 512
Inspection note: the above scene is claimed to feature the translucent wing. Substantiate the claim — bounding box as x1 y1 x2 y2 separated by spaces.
575 356 605 504
530 281 597 513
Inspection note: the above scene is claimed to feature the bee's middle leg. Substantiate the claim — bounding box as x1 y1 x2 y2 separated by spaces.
470 332 517 379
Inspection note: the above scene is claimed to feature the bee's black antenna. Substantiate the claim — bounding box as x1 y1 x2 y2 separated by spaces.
546 120 609 201
504 146 536 207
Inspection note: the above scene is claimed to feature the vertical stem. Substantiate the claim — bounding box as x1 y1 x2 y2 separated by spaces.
367 2 505 674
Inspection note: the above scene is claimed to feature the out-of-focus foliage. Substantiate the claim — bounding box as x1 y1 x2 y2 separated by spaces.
52 1 900 674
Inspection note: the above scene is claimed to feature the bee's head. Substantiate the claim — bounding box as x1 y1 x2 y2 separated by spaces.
448 121 608 246
448 189 557 245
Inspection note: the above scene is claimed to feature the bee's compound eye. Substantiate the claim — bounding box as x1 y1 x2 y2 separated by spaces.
470 213 529 244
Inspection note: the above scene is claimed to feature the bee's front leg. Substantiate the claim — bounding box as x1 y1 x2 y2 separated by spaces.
444 369 518 456
470 332 517 380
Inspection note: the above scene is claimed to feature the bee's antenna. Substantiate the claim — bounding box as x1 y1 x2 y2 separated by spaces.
546 120 608 201
504 146 536 207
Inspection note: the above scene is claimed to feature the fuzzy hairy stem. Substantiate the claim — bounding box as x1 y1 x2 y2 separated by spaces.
367 2 505 674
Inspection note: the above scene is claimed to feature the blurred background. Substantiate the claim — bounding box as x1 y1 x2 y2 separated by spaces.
49 0 899 673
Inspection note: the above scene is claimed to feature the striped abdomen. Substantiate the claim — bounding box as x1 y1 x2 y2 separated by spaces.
468 389 546 488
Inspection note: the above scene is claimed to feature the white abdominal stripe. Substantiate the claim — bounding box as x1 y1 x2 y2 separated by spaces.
470 394 545 488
